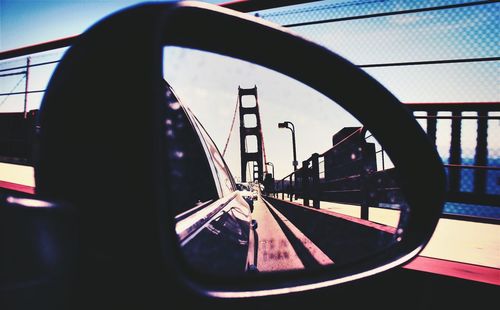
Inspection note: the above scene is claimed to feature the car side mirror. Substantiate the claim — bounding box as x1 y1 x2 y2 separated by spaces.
35 0 445 302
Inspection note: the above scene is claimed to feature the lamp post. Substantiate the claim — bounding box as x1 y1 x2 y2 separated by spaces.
266 162 275 179
266 162 275 195
278 121 298 172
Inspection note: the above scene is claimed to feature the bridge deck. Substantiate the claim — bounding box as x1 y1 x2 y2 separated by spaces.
255 194 500 285
251 196 304 272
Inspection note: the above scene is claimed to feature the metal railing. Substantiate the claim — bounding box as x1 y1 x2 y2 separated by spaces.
270 103 499 222
271 127 400 220
407 102 500 208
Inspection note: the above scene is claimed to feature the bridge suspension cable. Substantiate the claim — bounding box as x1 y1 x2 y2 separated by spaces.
222 94 240 157
259 120 268 174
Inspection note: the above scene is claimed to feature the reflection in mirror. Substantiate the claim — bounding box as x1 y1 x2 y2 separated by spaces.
163 47 408 276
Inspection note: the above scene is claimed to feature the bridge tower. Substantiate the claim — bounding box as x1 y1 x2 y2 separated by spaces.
238 86 265 183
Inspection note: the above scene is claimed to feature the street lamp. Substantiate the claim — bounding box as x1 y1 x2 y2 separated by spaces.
278 121 298 171
266 162 275 195
266 162 275 179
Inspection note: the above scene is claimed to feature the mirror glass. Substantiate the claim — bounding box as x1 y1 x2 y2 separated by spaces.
163 47 408 276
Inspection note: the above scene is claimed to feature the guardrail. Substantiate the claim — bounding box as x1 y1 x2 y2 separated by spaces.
271 127 402 220
270 103 499 222
407 102 500 208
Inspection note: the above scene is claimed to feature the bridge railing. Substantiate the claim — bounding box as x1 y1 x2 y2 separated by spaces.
272 127 402 220
407 102 500 213
0 50 64 166
271 103 500 223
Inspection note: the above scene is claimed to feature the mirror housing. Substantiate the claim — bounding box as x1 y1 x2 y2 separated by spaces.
36 0 445 300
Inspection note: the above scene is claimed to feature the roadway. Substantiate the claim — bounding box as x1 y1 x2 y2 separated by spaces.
251 191 396 272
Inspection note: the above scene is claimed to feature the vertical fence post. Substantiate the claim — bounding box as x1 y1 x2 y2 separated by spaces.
474 111 488 194
311 153 320 209
360 183 370 220
302 160 310 206
360 144 370 220
23 57 31 119
283 178 286 199
449 111 462 192
380 147 385 171
426 110 437 147
289 174 293 202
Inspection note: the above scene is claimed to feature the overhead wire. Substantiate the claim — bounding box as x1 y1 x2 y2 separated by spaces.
0 74 26 107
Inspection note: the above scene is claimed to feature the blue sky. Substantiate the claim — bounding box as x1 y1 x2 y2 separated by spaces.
0 0 227 50
1 0 156 50
1 0 498 181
